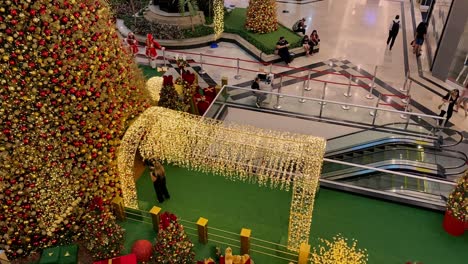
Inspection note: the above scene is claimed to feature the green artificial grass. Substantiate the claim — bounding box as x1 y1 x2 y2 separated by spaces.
122 164 468 263
138 65 164 79
224 8 302 54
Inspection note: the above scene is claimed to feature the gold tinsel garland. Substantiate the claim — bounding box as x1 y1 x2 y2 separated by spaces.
117 107 326 250
311 235 368 264
146 77 164 103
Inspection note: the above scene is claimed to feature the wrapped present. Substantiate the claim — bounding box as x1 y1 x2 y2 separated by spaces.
193 94 213 116
39 247 60 264
162 75 173 86
203 87 216 98
58 244 78 264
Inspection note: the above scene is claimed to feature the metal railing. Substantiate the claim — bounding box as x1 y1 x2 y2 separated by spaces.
204 85 446 134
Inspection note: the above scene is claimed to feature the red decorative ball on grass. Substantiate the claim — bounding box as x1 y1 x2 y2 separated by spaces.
131 240 153 262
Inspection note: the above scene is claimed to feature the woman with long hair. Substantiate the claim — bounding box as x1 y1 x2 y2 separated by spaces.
308 30 320 55
147 160 170 203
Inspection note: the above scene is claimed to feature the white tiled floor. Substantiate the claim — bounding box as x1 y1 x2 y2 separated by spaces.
136 0 467 135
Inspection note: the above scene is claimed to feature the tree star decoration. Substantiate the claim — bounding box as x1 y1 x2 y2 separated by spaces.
117 107 326 251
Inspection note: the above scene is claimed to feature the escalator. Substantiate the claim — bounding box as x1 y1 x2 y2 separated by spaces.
320 127 467 211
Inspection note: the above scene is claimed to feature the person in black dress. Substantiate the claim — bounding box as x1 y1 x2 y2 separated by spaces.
147 160 170 203
276 37 292 65
438 89 459 127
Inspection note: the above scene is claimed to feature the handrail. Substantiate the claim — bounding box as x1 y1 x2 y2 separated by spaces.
330 146 468 170
221 85 446 121
323 158 457 185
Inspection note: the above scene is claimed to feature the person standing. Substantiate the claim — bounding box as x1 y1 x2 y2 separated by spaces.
438 89 460 126
148 160 170 203
293 18 307 35
455 84 468 117
145 34 165 68
251 77 266 108
276 37 293 65
413 22 427 57
387 15 400 50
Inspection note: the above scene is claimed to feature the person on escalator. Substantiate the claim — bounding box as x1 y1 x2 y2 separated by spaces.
438 89 459 127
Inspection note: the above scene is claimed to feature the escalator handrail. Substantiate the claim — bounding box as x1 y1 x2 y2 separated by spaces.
319 179 447 209
322 161 443 179
381 122 464 148
331 146 468 170
326 137 434 157
323 158 457 186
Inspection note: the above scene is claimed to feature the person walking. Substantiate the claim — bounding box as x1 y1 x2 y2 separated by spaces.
438 89 460 126
251 77 266 108
387 15 400 50
147 160 170 203
413 22 427 57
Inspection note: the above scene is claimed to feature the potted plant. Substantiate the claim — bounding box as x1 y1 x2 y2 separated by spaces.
443 171 467 236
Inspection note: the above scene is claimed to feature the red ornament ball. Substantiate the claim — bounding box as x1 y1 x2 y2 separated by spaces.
131 240 153 262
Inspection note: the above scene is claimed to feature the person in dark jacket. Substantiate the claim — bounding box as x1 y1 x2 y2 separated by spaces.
276 37 293 65
387 15 400 50
147 159 170 203
438 89 459 126
251 77 266 108
413 22 427 57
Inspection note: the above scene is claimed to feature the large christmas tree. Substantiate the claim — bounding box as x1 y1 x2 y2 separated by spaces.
245 0 278 33
0 0 149 259
154 212 195 263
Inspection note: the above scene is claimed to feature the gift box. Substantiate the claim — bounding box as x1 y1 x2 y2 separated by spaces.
203 87 216 99
193 94 213 116
39 247 60 264
93 253 137 264
59 244 78 264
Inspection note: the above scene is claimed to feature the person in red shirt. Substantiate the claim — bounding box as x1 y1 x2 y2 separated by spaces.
126 32 139 56
146 33 165 68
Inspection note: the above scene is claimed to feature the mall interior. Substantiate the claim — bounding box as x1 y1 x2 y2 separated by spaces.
0 0 467 264
112 0 468 262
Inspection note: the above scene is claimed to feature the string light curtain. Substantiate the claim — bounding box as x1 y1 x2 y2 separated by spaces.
117 107 326 250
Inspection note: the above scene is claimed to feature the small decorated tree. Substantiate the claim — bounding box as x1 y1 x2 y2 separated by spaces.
245 0 278 33
446 171 468 222
154 212 195 263
311 235 368 264
158 76 183 111
81 197 125 260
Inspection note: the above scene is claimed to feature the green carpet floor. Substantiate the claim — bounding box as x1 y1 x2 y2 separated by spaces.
138 65 164 79
224 8 302 54
121 164 468 263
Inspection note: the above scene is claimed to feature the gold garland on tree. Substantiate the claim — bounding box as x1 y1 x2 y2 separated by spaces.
117 107 326 250
311 235 368 264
